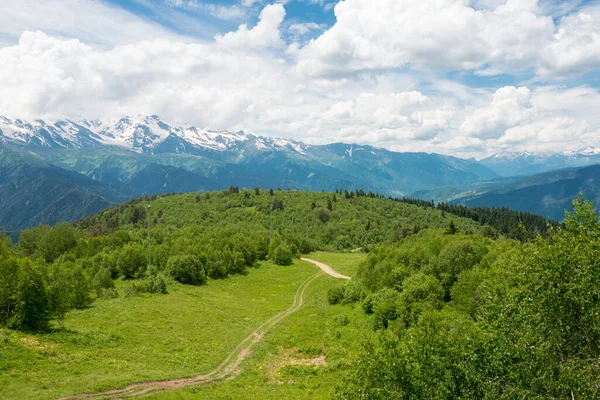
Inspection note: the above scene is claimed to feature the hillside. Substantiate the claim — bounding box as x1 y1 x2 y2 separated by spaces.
0 146 130 232
449 164 600 221
1 189 597 399
1 115 498 198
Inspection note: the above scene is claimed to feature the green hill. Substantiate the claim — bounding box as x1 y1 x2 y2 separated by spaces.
450 164 600 221
0 146 131 232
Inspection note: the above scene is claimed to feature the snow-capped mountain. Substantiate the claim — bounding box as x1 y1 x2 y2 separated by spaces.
481 148 600 177
0 115 308 156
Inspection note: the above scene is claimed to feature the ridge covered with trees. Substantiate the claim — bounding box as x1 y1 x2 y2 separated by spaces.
332 196 600 399
1 188 485 330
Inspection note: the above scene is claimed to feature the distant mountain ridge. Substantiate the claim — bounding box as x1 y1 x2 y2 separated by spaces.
0 145 130 232
4 114 595 231
480 147 600 177
0 115 499 197
413 164 600 221
0 115 308 156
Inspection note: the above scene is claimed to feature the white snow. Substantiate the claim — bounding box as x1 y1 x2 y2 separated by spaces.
0 115 310 155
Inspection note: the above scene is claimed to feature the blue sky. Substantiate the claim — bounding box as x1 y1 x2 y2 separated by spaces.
0 0 598 157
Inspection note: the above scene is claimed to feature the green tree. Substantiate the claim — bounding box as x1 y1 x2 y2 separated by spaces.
272 244 293 266
38 223 78 263
117 243 147 279
444 220 458 235
166 255 207 285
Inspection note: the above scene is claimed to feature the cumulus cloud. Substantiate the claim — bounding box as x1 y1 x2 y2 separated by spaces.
215 4 286 48
294 0 555 76
459 85 600 153
0 1 599 158
460 87 535 139
538 10 600 76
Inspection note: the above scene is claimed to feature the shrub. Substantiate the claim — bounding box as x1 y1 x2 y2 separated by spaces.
341 280 365 304
144 274 168 294
92 267 115 295
117 243 147 279
334 314 350 326
272 244 293 266
328 286 344 305
166 255 207 285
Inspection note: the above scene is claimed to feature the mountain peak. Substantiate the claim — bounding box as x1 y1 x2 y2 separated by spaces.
0 115 308 156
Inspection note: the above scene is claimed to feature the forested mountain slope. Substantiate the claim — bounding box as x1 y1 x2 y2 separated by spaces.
0 146 130 232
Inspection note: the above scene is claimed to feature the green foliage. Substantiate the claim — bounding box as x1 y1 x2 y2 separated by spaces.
444 219 458 235
92 268 115 295
1 190 487 331
327 286 344 305
143 274 168 294
117 242 147 279
337 196 600 399
272 244 293 266
166 255 207 285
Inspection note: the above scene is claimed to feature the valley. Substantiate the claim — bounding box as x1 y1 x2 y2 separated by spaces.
1 189 599 399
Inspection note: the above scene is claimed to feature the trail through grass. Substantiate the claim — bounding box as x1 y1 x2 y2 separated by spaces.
0 252 367 400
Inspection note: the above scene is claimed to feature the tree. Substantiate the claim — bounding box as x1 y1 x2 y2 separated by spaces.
254 187 260 195
444 220 458 235
37 223 78 263
272 244 293 266
14 261 50 330
166 255 207 285
117 243 147 279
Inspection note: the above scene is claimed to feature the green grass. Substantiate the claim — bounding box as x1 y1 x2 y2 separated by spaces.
148 255 371 399
0 253 367 400
0 261 317 399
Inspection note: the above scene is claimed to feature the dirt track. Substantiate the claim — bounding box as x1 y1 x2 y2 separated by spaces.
61 258 350 399
300 258 352 280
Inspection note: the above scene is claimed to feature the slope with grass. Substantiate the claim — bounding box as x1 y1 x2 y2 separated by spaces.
0 254 366 400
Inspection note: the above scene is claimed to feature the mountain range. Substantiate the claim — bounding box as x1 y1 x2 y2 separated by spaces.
480 148 600 177
0 115 598 230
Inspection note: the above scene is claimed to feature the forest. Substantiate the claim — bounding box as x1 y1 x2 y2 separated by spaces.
333 196 600 399
0 188 597 399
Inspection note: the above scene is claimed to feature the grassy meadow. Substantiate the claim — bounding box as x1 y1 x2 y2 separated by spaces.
0 252 366 399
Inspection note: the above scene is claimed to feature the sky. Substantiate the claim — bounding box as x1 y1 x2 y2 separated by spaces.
0 0 599 158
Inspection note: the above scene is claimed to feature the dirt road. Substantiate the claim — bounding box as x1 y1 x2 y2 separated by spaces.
300 258 352 280
61 258 350 399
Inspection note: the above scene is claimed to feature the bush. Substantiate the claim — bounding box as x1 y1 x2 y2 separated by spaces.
144 274 168 294
272 244 293 266
92 267 115 295
341 280 365 304
166 255 207 285
334 314 350 326
117 243 147 279
328 286 344 305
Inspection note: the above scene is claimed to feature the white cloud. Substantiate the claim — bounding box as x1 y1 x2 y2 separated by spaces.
538 10 600 76
164 0 248 20
0 1 599 159
215 4 286 48
289 22 326 36
295 0 555 76
459 85 600 154
460 86 535 139
0 0 179 47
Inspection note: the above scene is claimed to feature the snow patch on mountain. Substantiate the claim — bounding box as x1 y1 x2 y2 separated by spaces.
0 115 307 155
